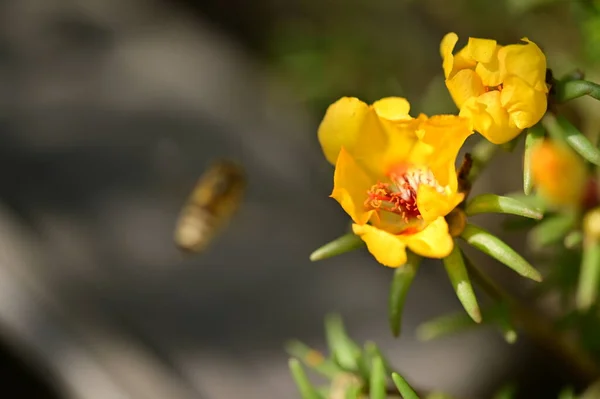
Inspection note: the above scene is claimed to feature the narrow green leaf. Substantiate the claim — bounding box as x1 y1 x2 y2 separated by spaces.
289 358 323 399
425 393 457 399
565 230 584 249
576 240 600 310
529 213 577 250
580 380 600 399
493 383 517 399
391 373 420 399
465 194 543 219
501 135 521 152
504 191 547 212
324 314 361 371
310 233 365 261
555 79 600 103
541 113 567 144
443 244 482 323
369 356 386 399
560 69 585 82
285 340 341 378
556 114 600 166
344 385 362 399
524 124 546 195
461 224 542 282
558 387 576 399
496 317 518 344
416 311 478 341
364 341 395 375
389 252 422 337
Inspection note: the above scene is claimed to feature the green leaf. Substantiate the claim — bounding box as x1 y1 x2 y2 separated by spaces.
289 358 324 399
465 194 543 220
524 124 546 195
461 224 542 282
285 340 341 378
558 386 576 399
369 355 386 399
556 114 600 166
576 240 600 310
581 380 600 399
344 385 362 399
501 135 521 152
490 303 518 344
565 230 584 249
504 191 547 212
493 383 517 399
389 252 422 337
324 314 361 371
529 212 577 250
417 303 515 342
443 244 482 323
391 373 420 399
555 79 600 103
310 233 365 261
416 310 479 341
364 341 395 375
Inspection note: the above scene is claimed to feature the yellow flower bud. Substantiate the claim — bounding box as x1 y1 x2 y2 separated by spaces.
530 140 588 208
440 32 549 144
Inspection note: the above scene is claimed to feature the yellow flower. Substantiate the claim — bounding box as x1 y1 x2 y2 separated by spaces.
440 32 549 144
530 140 587 208
318 97 473 267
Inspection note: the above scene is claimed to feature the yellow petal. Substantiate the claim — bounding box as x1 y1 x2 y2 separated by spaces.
416 115 473 186
403 217 454 259
441 32 459 78
352 223 408 267
467 37 498 63
446 69 485 109
416 185 464 222
331 147 374 225
501 76 548 130
460 92 520 144
474 45 502 87
498 38 548 93
354 116 422 178
372 97 411 120
318 97 370 165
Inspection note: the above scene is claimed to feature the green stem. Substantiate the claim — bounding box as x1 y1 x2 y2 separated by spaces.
462 253 600 384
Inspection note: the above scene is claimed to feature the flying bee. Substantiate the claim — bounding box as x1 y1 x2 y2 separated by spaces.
174 160 246 253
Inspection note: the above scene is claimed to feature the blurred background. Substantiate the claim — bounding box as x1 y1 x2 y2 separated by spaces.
0 0 599 398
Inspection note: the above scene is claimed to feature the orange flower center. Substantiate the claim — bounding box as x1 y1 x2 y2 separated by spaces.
365 168 444 223
484 83 503 93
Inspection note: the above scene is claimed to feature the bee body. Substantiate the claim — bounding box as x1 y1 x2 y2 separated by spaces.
174 160 246 253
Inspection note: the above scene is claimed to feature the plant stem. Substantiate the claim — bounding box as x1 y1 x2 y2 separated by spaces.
463 253 600 385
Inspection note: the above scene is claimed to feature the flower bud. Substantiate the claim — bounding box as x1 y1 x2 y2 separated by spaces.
530 140 587 208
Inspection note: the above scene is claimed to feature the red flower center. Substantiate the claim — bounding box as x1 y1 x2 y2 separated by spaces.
365 168 444 223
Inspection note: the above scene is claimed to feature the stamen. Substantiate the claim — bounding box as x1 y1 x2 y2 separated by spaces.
484 83 504 93
365 167 447 224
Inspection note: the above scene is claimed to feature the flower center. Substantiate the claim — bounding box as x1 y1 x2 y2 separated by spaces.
365 167 445 223
484 83 503 93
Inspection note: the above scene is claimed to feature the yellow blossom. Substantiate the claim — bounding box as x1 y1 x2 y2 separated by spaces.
530 140 588 208
440 32 549 144
318 97 473 267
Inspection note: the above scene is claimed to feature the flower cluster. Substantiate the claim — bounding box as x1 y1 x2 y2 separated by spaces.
317 32 549 267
